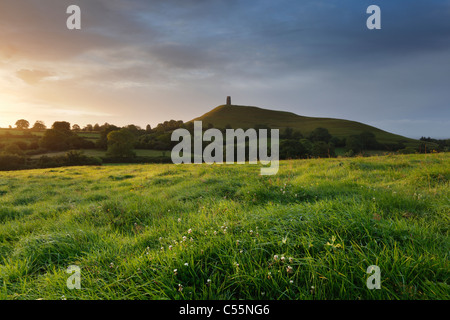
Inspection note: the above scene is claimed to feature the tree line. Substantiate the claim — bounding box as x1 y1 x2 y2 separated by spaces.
0 118 443 171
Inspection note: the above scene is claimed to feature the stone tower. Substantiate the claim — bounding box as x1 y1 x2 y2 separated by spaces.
226 96 231 105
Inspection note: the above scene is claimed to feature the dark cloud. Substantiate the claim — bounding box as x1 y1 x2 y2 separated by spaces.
0 0 449 137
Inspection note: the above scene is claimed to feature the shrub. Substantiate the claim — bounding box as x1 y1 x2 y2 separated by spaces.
0 154 26 171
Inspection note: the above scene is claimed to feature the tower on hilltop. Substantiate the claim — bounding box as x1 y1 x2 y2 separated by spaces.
226 96 231 105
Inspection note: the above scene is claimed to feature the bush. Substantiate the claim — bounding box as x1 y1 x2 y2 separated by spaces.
0 154 26 171
399 147 417 155
107 129 136 158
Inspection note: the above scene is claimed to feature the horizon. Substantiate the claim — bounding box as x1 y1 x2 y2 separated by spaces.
0 1 449 139
1 101 449 140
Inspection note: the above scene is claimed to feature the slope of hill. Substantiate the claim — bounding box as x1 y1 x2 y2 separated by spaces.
191 105 419 146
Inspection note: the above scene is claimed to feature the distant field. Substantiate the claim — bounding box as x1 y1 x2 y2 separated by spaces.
0 129 101 142
29 149 167 159
0 153 448 300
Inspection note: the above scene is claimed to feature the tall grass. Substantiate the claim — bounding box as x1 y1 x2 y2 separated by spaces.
0 153 448 300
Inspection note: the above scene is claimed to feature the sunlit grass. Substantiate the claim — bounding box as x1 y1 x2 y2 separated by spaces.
0 153 448 300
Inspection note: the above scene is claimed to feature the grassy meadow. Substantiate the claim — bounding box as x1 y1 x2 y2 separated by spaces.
0 153 448 300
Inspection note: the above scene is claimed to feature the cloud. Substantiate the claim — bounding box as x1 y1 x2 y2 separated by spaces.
16 69 53 85
0 0 449 137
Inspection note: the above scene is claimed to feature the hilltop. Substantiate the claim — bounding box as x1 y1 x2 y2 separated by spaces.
191 105 419 146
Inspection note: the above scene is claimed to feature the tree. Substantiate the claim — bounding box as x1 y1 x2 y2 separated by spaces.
281 127 294 139
72 124 81 131
32 120 47 131
125 124 142 136
93 123 100 131
345 135 362 153
345 131 379 153
84 124 93 132
311 141 335 158
359 131 378 150
15 119 30 130
40 129 70 151
146 124 152 133
52 121 71 132
309 127 332 143
280 140 307 159
97 124 120 149
4 144 24 155
106 129 136 158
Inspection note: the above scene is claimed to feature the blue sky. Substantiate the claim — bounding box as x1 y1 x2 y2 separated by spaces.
0 0 449 138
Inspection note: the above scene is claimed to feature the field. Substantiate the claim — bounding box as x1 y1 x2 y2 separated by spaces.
29 149 168 159
0 153 448 300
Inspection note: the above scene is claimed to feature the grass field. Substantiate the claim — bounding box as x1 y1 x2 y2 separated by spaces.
29 149 168 159
0 153 448 300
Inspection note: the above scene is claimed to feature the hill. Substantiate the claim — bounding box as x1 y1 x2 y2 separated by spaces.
191 105 421 146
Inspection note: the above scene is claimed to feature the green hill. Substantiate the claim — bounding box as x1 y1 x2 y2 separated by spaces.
191 105 421 146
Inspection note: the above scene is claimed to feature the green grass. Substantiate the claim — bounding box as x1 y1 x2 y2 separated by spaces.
0 153 448 300
29 149 167 159
0 129 101 147
192 105 434 148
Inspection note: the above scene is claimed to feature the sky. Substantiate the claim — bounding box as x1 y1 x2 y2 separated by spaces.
0 0 449 138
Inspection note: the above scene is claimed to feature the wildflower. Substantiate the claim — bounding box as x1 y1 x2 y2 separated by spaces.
178 218 181 222
250 230 254 235
240 250 243 254
61 295 67 300
190 237 194 242
182 236 187 242
109 262 114 268
169 245 173 250
267 272 272 279
274 255 279 261
310 286 315 295
207 279 211 285
290 280 294 284
184 263 188 267
188 229 192 234
286 265 293 274
204 231 208 235
213 231 217 236
280 256 285 263
178 284 183 292
161 247 164 251
236 240 240 245
173 269 178 275
289 257 293 264
159 237 163 241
